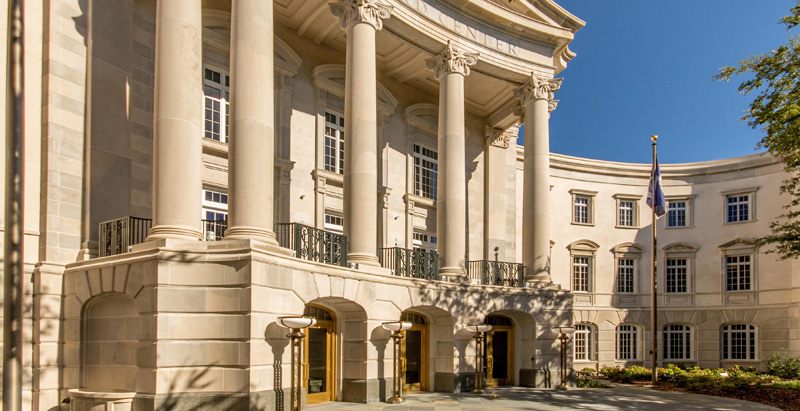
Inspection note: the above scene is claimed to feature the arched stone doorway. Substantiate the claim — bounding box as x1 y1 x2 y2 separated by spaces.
484 314 514 386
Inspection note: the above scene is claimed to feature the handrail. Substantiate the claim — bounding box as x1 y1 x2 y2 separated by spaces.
274 222 348 267
379 247 439 280
98 216 152 257
467 260 524 287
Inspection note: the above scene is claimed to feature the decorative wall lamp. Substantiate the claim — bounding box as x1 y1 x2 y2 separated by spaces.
552 326 576 390
381 321 413 403
466 324 492 393
279 316 317 411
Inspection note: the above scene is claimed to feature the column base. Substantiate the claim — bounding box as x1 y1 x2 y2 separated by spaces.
346 252 380 267
439 266 467 282
224 225 280 246
146 224 203 242
76 241 99 261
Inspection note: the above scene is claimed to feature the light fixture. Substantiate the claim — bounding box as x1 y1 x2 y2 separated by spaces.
279 316 317 411
552 326 576 390
382 321 412 403
467 324 492 393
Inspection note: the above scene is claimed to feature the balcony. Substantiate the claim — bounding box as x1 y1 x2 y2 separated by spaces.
99 216 152 257
274 222 348 267
379 247 439 280
202 219 228 241
467 260 524 287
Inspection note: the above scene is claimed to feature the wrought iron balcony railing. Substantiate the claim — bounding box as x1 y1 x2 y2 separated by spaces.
274 222 348 267
202 219 228 241
467 260 525 287
99 216 152 257
379 247 439 280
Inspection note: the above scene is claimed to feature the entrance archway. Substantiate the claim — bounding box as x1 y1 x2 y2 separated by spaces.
400 311 428 392
484 314 514 386
303 305 336 404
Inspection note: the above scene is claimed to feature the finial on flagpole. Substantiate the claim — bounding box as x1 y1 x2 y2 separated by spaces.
651 135 658 142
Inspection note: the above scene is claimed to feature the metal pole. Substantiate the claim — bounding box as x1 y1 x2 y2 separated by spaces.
4 0 24 410
387 331 406 403
288 329 305 411
650 138 658 385
471 332 483 393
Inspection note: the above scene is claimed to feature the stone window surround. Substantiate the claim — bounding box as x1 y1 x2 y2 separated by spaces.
403 104 440 249
662 323 694 361
570 188 597 226
612 242 644 295
719 238 758 293
660 242 698 295
567 239 599 294
665 195 695 229
613 193 641 229
721 187 758 225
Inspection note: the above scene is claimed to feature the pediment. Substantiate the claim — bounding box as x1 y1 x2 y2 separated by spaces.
612 242 644 255
662 242 698 253
719 238 756 251
568 239 600 252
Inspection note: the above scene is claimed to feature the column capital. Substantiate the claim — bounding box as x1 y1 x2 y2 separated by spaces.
425 41 479 79
485 126 515 149
515 74 562 106
329 0 393 31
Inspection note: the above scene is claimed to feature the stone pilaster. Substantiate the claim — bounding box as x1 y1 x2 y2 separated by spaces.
225 0 279 244
425 41 478 280
515 74 562 283
148 0 203 241
329 0 392 266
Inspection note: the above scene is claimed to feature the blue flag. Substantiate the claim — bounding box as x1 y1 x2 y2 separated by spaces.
647 158 666 217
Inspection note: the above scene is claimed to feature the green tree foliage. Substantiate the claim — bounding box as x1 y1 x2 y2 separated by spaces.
714 2 800 259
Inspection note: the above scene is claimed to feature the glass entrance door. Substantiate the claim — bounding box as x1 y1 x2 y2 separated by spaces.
401 312 428 392
484 315 514 386
303 305 335 404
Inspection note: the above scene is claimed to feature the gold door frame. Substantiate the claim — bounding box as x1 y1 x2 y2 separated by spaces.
400 323 428 392
303 306 336 404
485 317 514 386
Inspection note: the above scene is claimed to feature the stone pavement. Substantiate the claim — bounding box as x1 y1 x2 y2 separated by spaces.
307 386 779 411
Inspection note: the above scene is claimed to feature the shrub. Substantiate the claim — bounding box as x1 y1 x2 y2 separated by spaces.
764 350 800 380
576 379 611 388
673 366 779 391
599 365 651 383
770 381 800 390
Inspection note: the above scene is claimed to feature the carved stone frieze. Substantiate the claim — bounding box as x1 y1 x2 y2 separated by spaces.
485 126 515 149
425 40 479 79
514 74 563 106
329 0 393 31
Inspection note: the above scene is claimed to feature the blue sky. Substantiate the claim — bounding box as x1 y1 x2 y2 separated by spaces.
519 0 797 164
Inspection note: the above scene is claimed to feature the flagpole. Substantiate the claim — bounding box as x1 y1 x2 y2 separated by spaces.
650 136 658 385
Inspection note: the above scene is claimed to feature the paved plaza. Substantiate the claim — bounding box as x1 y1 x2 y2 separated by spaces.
308 386 778 411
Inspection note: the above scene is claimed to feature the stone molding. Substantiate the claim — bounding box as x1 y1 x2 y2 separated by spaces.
329 0 393 31
515 74 562 106
485 126 515 149
425 41 479 78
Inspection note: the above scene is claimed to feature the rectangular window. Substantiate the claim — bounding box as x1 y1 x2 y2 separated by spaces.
725 255 751 291
573 256 590 292
667 200 687 227
617 259 635 293
726 194 750 223
616 325 637 360
324 213 344 234
574 196 590 224
618 200 634 227
413 144 438 200
202 188 228 221
204 67 230 143
412 231 437 253
666 258 687 293
663 325 691 360
722 324 756 360
574 324 591 361
324 111 345 174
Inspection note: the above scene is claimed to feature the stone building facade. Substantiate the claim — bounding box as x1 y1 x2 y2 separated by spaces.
0 0 796 410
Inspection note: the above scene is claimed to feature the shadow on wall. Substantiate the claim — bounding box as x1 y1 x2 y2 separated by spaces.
266 322 290 411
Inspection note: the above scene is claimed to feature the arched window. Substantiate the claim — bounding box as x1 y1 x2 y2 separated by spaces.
721 324 756 360
616 324 638 361
574 323 595 361
663 324 692 360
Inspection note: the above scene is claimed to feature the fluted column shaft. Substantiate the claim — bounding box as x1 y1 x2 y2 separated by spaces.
517 75 562 283
225 0 278 244
330 0 393 266
149 0 203 240
426 42 478 280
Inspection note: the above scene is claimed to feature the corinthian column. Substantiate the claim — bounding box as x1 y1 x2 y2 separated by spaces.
515 74 562 283
225 0 279 244
329 0 392 266
425 41 478 280
148 0 203 241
